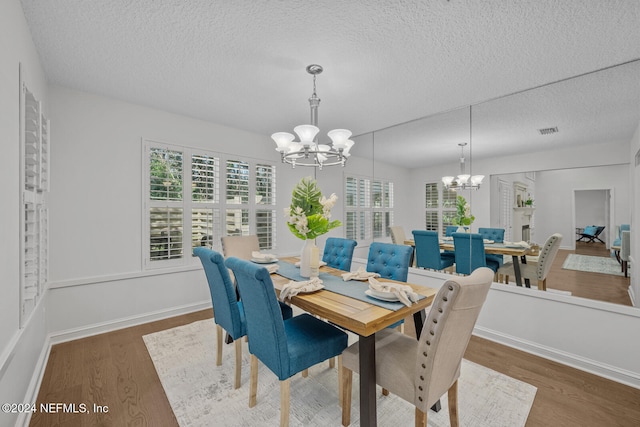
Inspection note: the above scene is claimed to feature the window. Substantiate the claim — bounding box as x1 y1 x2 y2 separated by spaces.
19 74 49 327
425 182 457 235
144 141 276 268
345 175 394 242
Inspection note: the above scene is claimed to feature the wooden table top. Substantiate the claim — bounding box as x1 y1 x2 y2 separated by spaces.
404 239 533 257
271 257 438 337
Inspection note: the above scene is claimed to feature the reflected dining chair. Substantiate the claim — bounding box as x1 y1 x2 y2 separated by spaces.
225 257 348 427
193 247 292 389
478 227 506 268
412 230 454 272
220 234 261 259
498 233 563 290
389 226 408 244
322 237 357 271
340 267 494 427
452 232 500 275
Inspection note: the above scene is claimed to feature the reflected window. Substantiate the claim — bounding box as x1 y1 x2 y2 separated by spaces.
346 175 394 242
425 182 457 235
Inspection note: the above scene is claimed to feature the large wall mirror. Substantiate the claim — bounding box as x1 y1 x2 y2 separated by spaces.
367 58 640 310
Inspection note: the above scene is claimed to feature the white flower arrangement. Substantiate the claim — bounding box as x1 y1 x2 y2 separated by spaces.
284 177 341 240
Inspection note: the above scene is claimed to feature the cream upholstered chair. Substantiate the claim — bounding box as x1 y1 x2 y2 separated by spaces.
389 226 407 244
621 230 630 277
498 233 563 290
221 235 261 259
340 267 494 427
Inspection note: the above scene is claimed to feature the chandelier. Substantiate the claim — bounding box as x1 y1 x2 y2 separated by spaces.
271 64 353 169
442 142 484 190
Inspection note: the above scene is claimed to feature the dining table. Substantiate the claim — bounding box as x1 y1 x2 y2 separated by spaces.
269 257 438 427
404 238 534 287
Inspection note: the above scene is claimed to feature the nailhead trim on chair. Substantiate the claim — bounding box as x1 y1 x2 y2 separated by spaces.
415 282 456 407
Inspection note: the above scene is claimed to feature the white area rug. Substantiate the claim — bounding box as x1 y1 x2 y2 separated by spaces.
562 253 624 276
143 319 537 427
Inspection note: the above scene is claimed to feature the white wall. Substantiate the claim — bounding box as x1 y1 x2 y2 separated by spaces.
0 1 50 425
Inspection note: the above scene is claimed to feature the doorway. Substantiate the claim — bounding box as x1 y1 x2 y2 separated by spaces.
573 189 612 248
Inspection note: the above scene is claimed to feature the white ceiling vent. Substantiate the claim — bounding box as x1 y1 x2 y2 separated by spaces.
538 127 559 135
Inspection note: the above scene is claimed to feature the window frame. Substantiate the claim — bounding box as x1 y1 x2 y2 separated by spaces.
345 174 394 244
143 140 276 270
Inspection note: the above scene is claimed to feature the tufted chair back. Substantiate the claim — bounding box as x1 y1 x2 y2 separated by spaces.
366 242 413 282
478 227 505 243
536 233 563 282
339 267 494 426
322 237 357 271
220 235 260 260
413 267 494 413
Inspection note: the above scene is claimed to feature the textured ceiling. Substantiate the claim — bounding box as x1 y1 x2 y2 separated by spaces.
19 0 640 167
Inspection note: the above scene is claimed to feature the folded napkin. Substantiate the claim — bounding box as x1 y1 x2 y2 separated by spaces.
483 239 494 244
279 277 324 300
368 277 419 307
294 260 327 267
442 236 453 241
341 266 380 281
252 251 276 261
503 241 530 248
265 264 279 274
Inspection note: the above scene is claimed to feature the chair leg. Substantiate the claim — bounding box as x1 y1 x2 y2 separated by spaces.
337 355 343 408
280 379 290 427
382 388 389 396
448 379 459 427
537 278 546 291
415 407 427 427
341 366 352 426
302 369 309 378
329 357 335 369
216 325 223 366
234 338 242 389
249 354 258 407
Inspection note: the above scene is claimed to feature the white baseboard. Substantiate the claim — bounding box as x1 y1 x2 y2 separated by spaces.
473 325 640 390
49 300 212 345
17 334 51 427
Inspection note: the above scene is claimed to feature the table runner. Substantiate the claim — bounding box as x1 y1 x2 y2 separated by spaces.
275 261 425 311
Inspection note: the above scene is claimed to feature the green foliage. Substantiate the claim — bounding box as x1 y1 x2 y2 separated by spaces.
286 176 342 240
451 195 475 226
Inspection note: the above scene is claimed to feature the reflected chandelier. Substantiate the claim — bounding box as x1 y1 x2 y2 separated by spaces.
442 142 484 190
271 64 353 169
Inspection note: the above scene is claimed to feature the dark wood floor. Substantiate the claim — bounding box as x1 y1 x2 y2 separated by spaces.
31 242 639 427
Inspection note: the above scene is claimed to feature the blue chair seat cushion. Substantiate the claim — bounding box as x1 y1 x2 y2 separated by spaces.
582 225 598 236
485 258 500 273
282 314 348 379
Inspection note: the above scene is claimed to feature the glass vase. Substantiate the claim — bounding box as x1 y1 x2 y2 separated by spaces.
299 239 317 278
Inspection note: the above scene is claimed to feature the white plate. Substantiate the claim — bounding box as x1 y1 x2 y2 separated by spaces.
251 258 278 264
365 289 399 302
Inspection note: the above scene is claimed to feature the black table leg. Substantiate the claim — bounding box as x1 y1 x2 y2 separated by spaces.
512 255 523 287
359 334 377 427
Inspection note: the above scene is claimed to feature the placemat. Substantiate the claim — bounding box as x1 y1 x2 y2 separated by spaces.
275 261 424 311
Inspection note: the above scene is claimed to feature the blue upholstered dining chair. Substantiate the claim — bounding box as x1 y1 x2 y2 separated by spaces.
322 237 357 271
452 232 500 275
225 257 348 427
412 230 455 271
193 247 292 390
366 242 413 282
366 242 414 330
478 227 506 267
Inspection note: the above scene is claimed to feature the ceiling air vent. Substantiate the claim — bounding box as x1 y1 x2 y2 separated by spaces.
538 127 559 135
